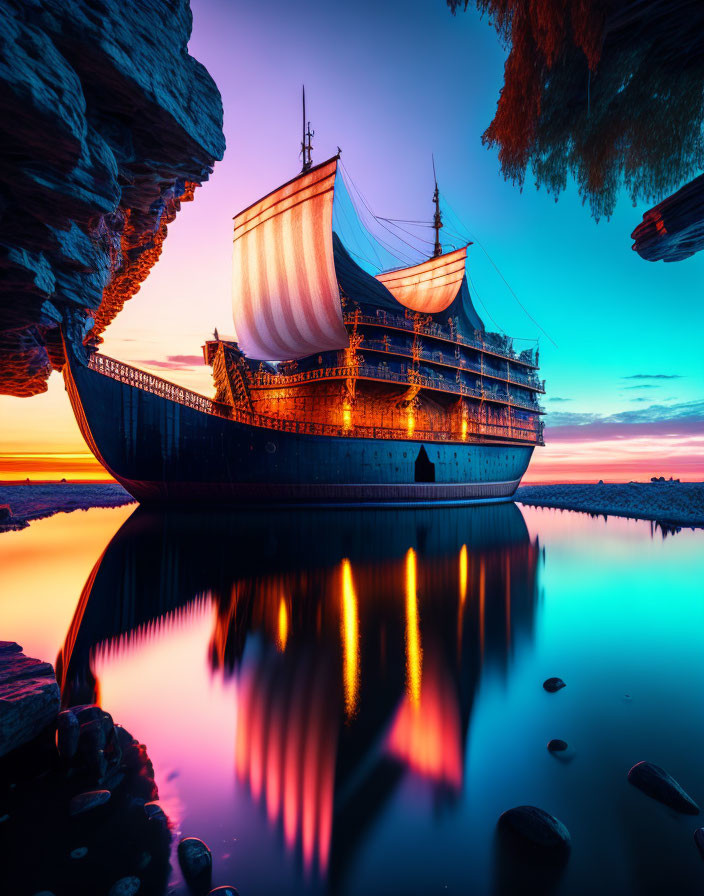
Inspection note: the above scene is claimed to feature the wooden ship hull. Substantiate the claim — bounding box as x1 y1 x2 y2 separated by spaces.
64 343 535 505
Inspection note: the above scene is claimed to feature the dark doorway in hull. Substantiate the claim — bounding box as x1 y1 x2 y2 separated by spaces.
415 446 436 483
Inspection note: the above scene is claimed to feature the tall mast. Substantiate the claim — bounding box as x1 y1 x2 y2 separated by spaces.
432 155 442 258
301 86 314 172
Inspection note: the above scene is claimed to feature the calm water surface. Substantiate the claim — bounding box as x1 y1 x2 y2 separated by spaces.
1 502 703 896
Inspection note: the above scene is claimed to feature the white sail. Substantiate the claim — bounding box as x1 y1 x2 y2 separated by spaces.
232 158 349 361
375 246 467 314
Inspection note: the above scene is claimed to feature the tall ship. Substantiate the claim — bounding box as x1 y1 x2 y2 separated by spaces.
64 118 545 505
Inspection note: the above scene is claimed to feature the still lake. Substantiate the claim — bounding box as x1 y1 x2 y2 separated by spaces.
1 502 703 896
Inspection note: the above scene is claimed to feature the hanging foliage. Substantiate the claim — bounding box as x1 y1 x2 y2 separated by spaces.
449 0 704 220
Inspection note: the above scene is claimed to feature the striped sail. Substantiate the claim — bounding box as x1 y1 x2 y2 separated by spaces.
375 246 467 314
232 158 349 361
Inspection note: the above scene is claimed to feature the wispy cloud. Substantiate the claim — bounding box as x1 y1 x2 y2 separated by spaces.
546 399 704 440
138 354 204 371
624 384 658 390
548 396 572 403
622 374 683 380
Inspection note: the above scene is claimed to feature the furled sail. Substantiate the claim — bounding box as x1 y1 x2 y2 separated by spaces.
232 158 349 361
375 246 468 314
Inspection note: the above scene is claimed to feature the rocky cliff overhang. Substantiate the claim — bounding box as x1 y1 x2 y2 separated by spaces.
0 0 225 396
631 174 704 263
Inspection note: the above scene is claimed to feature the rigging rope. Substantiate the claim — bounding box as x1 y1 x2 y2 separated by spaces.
441 196 558 348
339 163 428 265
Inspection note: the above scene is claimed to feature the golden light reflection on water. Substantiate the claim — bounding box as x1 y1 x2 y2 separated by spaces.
457 543 468 654
277 594 289 652
404 547 422 707
340 558 360 719
459 543 468 608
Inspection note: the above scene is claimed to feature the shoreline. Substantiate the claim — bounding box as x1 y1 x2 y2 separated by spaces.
0 483 134 530
1 481 702 531
517 482 704 530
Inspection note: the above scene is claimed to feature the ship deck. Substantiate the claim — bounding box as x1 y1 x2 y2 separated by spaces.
89 353 544 446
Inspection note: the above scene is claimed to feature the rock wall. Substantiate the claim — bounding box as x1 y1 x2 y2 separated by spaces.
0 641 60 757
0 0 225 396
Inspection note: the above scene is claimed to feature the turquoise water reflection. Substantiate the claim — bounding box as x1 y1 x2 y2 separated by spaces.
5 503 704 895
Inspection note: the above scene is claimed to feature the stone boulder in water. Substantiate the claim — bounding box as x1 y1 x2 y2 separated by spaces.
498 805 571 853
178 837 212 889
0 0 225 397
627 761 700 814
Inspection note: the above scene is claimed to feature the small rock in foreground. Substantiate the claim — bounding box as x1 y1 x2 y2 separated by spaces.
108 877 141 896
543 677 566 693
56 710 80 759
178 837 212 886
69 790 111 816
498 805 571 852
547 739 568 753
628 761 699 815
144 802 167 823
694 828 704 859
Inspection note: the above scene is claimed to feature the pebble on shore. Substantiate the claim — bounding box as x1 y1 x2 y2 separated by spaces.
69 790 111 817
178 837 212 888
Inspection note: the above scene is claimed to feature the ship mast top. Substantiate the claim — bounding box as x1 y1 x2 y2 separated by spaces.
432 155 442 258
301 86 314 172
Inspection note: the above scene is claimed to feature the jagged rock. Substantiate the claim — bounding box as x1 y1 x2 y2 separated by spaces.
178 837 212 888
543 677 566 693
0 0 225 397
0 641 60 757
69 789 111 816
628 761 700 814
632 174 704 263
695 827 704 859
498 805 571 852
56 709 79 758
108 877 141 896
547 739 568 753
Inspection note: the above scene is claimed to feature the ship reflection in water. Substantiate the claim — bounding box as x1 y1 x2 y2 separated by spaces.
56 503 539 892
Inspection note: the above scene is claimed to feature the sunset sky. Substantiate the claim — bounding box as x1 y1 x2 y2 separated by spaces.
1 0 702 482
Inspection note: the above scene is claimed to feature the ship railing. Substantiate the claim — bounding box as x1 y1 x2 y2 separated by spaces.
88 353 232 418
343 311 538 369
252 363 544 413
88 352 544 445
